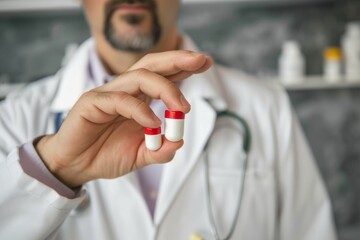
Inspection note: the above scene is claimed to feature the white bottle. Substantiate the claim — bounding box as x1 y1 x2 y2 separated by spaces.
342 22 360 82
144 127 162 151
279 40 305 84
323 47 342 83
164 110 185 142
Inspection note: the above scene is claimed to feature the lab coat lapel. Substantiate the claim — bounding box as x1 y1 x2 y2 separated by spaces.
121 172 154 222
50 39 94 113
154 97 217 225
154 61 228 225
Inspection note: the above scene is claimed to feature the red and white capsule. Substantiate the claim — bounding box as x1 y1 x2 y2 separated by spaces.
144 127 162 151
164 110 185 142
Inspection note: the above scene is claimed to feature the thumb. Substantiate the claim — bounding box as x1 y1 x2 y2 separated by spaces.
137 137 184 167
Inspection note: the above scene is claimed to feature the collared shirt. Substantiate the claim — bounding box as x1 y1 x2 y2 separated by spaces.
87 45 114 85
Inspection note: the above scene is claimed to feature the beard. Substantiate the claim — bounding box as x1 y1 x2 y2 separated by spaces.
104 0 162 52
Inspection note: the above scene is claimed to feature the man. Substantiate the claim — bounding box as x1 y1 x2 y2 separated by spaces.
0 0 336 239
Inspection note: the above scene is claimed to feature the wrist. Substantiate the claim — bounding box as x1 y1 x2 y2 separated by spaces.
34 135 86 188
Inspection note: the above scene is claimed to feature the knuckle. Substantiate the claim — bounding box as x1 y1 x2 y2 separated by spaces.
111 91 130 103
134 100 149 113
136 54 152 67
164 80 178 93
142 53 153 61
78 91 99 108
132 68 150 78
81 90 97 99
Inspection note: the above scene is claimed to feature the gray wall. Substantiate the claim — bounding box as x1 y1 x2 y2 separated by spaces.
1 0 360 239
0 11 89 83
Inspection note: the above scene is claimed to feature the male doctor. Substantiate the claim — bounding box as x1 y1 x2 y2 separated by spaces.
0 0 336 239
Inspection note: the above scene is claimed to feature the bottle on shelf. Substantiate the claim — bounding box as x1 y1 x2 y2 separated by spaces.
341 22 360 82
278 40 305 84
323 47 342 83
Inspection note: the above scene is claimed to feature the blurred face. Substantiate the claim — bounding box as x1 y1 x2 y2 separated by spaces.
83 0 180 52
104 0 160 52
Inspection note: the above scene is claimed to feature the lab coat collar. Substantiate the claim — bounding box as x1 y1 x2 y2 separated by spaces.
179 35 228 111
88 44 114 86
50 39 94 112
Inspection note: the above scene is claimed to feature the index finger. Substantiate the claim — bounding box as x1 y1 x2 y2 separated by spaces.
128 50 211 78
97 68 191 113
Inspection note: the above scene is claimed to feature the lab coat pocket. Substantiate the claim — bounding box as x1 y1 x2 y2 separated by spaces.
208 167 276 238
240 167 277 239
207 168 244 237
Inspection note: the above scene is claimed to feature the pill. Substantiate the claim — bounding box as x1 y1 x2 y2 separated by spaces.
144 127 162 151
164 110 185 142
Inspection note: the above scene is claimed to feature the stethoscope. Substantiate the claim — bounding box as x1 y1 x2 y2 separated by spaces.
54 108 251 239
190 108 250 240
54 71 251 239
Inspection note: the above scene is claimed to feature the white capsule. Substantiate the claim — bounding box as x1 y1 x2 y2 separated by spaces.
164 110 185 142
144 127 162 151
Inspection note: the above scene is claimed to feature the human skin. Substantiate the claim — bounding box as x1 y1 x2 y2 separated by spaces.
35 0 212 188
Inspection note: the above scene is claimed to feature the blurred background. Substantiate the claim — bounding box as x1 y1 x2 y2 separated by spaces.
0 0 360 239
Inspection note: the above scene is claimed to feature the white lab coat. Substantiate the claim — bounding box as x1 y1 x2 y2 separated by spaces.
0 37 337 240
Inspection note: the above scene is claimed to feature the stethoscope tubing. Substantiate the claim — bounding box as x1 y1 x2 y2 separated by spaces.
203 110 251 240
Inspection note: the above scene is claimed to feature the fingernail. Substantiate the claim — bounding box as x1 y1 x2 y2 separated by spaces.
191 52 203 57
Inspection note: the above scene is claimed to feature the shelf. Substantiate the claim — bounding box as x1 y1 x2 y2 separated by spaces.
277 76 360 91
0 0 335 12
183 0 334 3
0 0 81 13
2 76 360 99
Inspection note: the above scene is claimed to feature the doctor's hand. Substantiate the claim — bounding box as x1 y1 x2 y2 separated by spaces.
35 51 212 188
